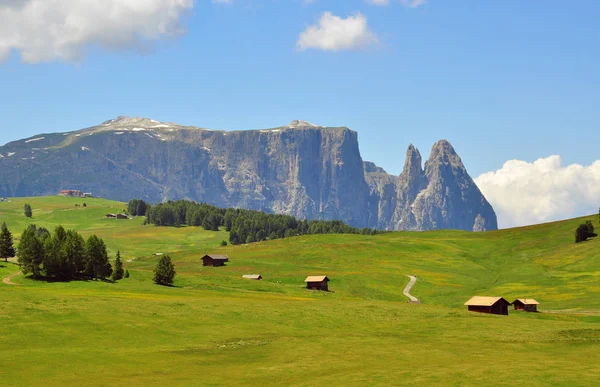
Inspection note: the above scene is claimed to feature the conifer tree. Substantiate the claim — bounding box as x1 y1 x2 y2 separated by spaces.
24 204 33 218
124 270 130 278
0 222 16 262
112 251 124 281
85 235 112 280
18 226 44 278
153 255 176 286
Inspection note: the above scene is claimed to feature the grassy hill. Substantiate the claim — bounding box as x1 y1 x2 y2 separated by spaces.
1 196 599 386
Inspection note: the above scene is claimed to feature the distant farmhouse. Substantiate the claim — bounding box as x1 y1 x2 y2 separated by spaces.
59 190 92 198
202 254 230 267
512 299 539 312
0 197 8 202
105 213 130 220
243 274 262 280
464 296 510 315
305 276 330 291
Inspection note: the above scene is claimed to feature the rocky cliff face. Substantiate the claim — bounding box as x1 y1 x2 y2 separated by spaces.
0 117 496 231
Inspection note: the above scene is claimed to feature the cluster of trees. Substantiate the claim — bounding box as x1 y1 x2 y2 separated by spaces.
24 204 32 218
144 200 384 245
127 199 149 217
575 221 597 243
16 224 122 281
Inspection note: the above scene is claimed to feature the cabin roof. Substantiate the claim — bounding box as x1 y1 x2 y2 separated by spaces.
513 298 540 305
304 276 329 282
464 296 508 306
203 254 229 260
242 274 262 279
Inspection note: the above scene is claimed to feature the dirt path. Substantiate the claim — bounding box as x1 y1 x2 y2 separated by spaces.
403 275 420 303
2 269 22 285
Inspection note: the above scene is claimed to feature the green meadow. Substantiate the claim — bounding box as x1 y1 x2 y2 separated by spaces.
1 196 599 386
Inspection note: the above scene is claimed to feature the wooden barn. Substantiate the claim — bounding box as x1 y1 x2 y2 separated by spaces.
116 214 129 220
304 276 329 291
242 274 262 280
464 296 510 315
512 299 539 312
202 254 230 267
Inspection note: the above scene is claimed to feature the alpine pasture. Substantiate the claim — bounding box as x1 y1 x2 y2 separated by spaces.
1 196 599 386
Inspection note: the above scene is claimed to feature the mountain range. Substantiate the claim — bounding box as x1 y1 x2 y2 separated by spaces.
0 117 497 231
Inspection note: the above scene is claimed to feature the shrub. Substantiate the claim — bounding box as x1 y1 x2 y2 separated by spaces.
220 240 228 247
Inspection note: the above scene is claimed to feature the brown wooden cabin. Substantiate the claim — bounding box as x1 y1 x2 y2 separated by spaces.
202 254 230 267
512 299 539 312
242 274 262 280
116 214 129 219
305 276 329 291
464 296 510 315
105 214 117 218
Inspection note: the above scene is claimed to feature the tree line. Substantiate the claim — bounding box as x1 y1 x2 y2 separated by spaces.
141 200 384 245
127 199 149 217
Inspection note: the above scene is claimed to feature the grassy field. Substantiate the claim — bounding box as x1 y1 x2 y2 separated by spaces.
1 197 599 386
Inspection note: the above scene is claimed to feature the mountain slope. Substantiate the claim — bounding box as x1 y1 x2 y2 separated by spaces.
0 117 496 231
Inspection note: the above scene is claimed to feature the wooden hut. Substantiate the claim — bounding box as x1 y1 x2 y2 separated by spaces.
512 299 539 312
304 276 329 291
105 213 117 218
116 214 129 219
242 274 262 280
464 296 510 315
202 254 230 267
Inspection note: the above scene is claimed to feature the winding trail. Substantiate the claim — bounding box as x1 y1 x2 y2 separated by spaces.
403 275 420 303
3 269 22 285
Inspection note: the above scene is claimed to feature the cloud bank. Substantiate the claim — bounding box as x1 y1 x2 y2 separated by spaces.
0 0 194 63
475 155 600 229
296 12 378 52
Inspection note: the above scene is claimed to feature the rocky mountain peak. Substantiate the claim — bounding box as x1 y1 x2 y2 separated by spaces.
425 139 465 172
287 120 321 129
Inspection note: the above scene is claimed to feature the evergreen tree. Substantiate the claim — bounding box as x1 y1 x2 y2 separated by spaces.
42 234 65 279
220 240 228 247
85 235 112 280
112 251 124 281
17 226 44 278
0 223 16 262
124 270 130 278
24 204 33 218
64 230 87 276
153 255 176 286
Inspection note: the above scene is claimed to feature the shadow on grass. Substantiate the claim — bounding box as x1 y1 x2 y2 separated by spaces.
23 275 118 284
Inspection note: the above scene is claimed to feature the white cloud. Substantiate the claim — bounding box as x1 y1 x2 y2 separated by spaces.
0 0 194 63
475 155 600 229
400 0 426 7
366 0 390 5
296 12 378 52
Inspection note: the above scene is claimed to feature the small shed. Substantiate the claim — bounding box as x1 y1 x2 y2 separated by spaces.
464 296 510 315
305 276 329 291
202 254 230 267
116 214 129 219
512 299 539 312
105 213 117 218
242 274 262 280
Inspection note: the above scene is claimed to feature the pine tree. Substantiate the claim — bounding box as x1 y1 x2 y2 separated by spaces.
85 235 112 280
17 226 44 278
124 270 130 278
0 223 16 262
112 251 124 281
153 255 176 286
24 204 33 218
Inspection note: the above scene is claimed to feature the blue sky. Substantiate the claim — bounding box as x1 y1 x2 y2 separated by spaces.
0 0 599 227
